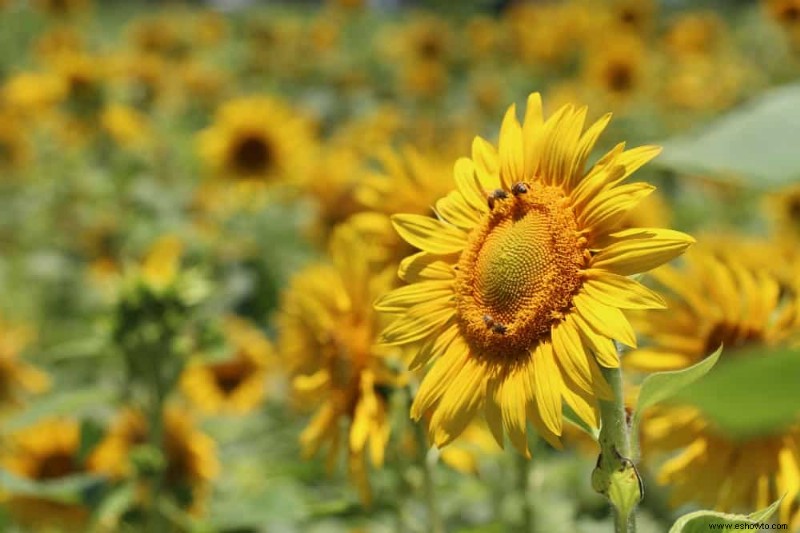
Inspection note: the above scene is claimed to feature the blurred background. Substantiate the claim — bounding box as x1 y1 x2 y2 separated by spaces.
1 0 799 532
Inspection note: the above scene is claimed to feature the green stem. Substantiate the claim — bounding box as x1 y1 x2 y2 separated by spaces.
516 451 533 533
596 365 640 533
146 356 166 532
413 423 444 533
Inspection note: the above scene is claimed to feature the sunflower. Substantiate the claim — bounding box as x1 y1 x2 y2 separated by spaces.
376 93 694 455
100 103 150 148
767 183 800 242
1 72 64 118
583 33 649 107
765 0 800 30
30 0 91 16
276 224 401 504
663 11 725 59
198 96 316 185
0 111 32 172
628 251 800 524
0 318 48 412
1 418 91 531
90 406 219 513
181 316 273 415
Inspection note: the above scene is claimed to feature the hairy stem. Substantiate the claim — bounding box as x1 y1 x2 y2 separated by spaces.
596 364 640 533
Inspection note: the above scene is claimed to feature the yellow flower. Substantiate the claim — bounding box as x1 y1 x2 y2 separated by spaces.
0 318 48 412
198 96 316 185
100 103 150 148
33 26 85 63
2 72 64 118
1 418 91 531
0 111 32 172
90 407 219 513
181 316 273 415
277 224 401 504
628 251 800 523
607 0 657 35
663 11 726 58
376 93 694 455
766 183 800 242
30 0 90 16
765 0 800 29
139 234 184 291
583 33 649 107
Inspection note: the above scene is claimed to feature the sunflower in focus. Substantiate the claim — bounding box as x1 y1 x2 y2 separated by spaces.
1 418 91 531
629 252 800 524
198 96 315 186
0 318 48 411
276 224 401 504
90 407 219 513
181 316 273 415
376 93 694 455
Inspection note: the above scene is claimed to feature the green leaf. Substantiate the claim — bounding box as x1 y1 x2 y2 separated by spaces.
563 405 599 441
675 346 800 437
0 469 105 505
3 387 117 432
656 83 800 189
632 345 722 435
668 497 783 533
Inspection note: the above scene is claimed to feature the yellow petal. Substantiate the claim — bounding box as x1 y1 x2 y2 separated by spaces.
574 292 637 348
436 191 481 230
550 315 594 394
532 342 563 436
411 336 470 419
498 104 524 189
591 229 695 276
374 281 453 312
454 157 488 213
391 214 467 255
380 301 455 345
430 357 486 447
581 270 667 310
398 252 455 282
410 320 459 371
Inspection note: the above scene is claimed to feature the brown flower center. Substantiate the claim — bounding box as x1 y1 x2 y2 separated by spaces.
210 356 253 395
232 134 274 176
455 182 586 358
606 63 634 92
35 452 77 480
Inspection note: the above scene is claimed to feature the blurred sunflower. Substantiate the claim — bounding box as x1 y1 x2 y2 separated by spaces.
663 11 725 58
0 111 32 172
33 26 85 62
100 103 150 148
137 234 184 292
2 72 64 118
766 183 800 241
505 3 588 69
765 0 800 31
0 318 48 411
606 0 657 35
1 418 91 531
30 0 91 16
127 15 192 62
198 96 316 185
629 252 800 524
181 316 272 415
584 33 649 108
376 93 694 454
277 224 402 504
90 407 219 513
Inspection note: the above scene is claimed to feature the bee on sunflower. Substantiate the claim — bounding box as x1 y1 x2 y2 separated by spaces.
276 223 403 504
629 250 800 527
376 93 694 456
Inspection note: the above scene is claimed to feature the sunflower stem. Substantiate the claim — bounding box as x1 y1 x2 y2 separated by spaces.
516 451 534 533
413 422 444 533
594 364 642 533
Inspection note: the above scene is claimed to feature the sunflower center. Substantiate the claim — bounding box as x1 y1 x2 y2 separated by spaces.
456 182 586 356
35 452 77 480
607 63 633 92
703 321 764 357
210 357 252 395
232 134 273 176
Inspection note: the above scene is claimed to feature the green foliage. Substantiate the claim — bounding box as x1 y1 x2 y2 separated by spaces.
631 346 722 442
657 83 800 190
668 497 783 533
675 346 800 438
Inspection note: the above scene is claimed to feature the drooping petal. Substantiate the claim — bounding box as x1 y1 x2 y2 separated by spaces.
391 214 467 254
591 229 695 276
581 269 667 310
531 341 563 436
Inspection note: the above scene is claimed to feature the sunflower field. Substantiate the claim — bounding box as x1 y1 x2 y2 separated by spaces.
1 0 800 532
